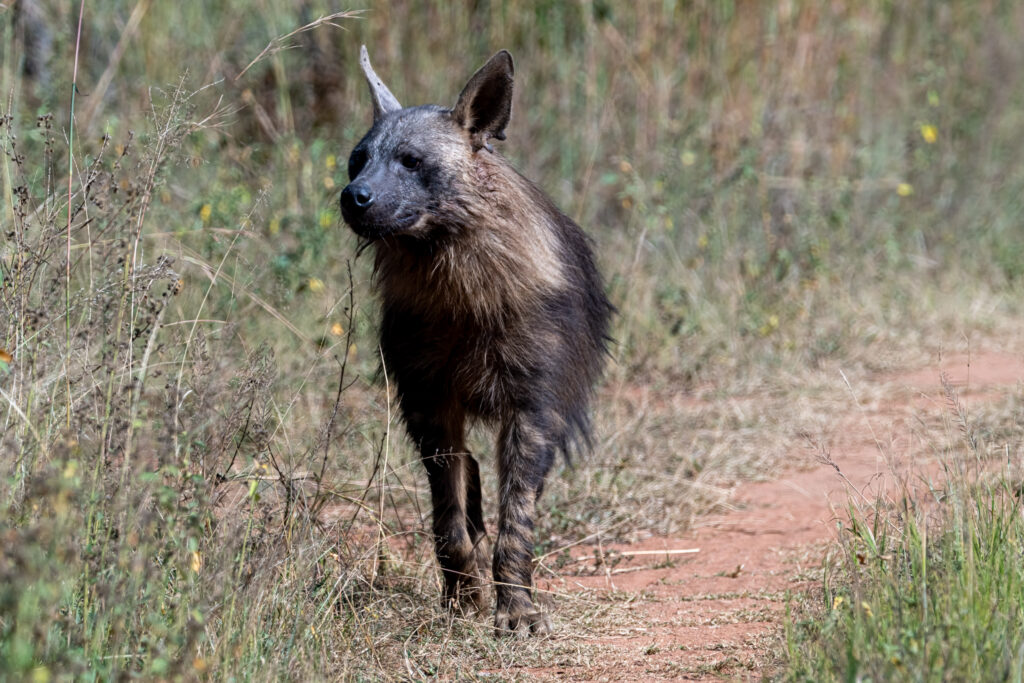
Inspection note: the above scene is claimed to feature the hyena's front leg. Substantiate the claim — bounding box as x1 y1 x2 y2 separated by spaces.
412 414 488 612
493 413 555 636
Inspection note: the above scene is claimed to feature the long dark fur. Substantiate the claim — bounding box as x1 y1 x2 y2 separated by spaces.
340 46 613 636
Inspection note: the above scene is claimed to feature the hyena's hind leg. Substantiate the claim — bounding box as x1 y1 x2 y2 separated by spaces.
492 411 557 636
408 409 489 612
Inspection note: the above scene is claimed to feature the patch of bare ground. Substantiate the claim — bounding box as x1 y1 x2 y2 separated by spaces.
525 349 1024 681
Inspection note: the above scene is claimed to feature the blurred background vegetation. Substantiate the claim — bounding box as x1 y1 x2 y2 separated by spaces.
2 0 1023 679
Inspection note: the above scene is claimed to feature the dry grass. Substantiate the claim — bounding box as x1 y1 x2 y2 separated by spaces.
2 0 1024 679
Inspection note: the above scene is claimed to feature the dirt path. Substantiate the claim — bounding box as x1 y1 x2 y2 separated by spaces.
531 351 1024 680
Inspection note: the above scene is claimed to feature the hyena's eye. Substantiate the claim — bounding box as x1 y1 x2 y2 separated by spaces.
348 149 368 180
400 153 422 171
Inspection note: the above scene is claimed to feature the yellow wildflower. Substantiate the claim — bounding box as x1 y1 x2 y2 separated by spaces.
920 124 937 144
832 595 845 610
897 183 913 197
331 322 345 336
325 154 337 170
759 314 780 337
190 551 202 573
308 277 325 293
199 204 212 223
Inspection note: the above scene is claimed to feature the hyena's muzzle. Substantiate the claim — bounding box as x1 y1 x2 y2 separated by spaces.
339 172 423 239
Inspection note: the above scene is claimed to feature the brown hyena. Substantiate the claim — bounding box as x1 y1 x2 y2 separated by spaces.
340 46 613 636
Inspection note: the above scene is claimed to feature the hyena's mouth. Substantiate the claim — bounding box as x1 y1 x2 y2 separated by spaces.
347 211 422 239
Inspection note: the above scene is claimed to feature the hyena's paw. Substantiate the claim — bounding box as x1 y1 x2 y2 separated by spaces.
443 560 488 614
445 576 488 614
493 602 552 638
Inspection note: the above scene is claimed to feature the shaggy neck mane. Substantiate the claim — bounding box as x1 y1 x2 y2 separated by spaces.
373 152 567 324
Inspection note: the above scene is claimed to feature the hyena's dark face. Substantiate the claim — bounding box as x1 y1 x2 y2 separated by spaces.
340 107 463 239
341 46 513 240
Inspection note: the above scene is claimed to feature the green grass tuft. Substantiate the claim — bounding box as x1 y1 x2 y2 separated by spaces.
783 389 1024 681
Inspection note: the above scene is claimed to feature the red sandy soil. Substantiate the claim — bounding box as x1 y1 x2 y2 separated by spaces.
529 350 1024 681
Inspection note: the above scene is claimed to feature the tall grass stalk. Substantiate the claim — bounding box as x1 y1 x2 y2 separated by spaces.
66 0 86 431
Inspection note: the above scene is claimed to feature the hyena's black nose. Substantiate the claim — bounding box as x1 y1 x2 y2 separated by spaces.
341 183 375 214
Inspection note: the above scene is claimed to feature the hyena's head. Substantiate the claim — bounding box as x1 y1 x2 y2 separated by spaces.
340 46 514 240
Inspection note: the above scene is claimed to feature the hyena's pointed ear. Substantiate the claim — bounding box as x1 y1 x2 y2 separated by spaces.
452 50 514 152
359 45 401 121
